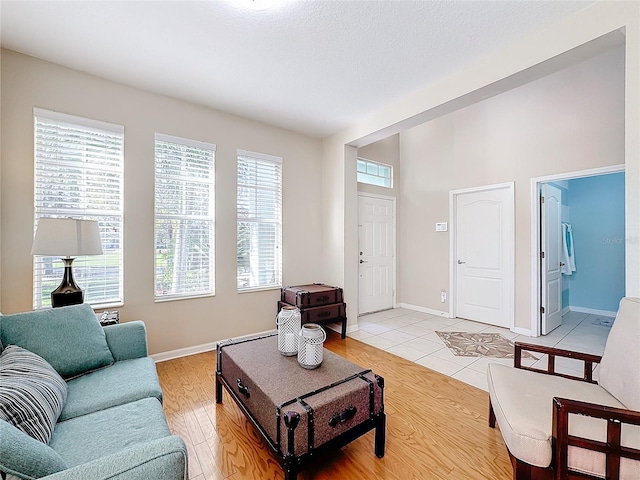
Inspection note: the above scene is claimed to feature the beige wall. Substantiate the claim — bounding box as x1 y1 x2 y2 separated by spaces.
321 2 639 334
399 47 625 328
0 49 324 355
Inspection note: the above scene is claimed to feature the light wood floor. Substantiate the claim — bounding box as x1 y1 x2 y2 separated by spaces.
156 330 513 480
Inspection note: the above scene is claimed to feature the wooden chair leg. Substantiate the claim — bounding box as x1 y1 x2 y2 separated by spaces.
514 457 533 480
509 451 554 480
489 400 496 427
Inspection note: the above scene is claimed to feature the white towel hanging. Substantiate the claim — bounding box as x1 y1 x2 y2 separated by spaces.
561 223 576 275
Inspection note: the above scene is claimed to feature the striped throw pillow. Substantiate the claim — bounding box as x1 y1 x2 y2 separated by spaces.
0 345 68 444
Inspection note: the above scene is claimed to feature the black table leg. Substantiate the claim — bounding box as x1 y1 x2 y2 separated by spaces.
215 372 223 403
375 413 386 458
283 411 300 480
284 465 298 480
341 317 347 339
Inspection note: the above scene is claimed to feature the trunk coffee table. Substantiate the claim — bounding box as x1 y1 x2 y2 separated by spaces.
216 333 386 480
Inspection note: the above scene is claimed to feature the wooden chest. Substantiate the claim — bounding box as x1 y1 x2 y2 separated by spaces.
279 283 347 339
281 283 344 308
216 334 385 480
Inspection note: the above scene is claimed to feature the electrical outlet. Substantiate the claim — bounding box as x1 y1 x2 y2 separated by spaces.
441 290 447 303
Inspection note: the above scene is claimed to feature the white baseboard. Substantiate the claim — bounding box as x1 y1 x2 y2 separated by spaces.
397 303 451 318
511 326 534 337
325 322 359 334
569 306 617 317
151 328 275 363
152 342 218 363
151 322 359 363
561 306 571 316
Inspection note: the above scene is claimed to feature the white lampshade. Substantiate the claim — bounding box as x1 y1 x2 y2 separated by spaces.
31 218 104 257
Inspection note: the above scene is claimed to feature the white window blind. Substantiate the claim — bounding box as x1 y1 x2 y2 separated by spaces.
154 134 216 300
237 150 282 291
357 158 393 188
33 108 124 309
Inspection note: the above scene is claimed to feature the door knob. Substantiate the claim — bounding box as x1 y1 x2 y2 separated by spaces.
360 259 368 264
457 260 466 264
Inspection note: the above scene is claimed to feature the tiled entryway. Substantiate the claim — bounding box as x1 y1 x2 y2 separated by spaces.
351 308 613 392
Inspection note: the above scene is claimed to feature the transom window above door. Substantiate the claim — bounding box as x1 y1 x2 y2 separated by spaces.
357 158 393 188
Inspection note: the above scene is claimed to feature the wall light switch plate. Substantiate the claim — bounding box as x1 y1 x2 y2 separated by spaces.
435 222 448 232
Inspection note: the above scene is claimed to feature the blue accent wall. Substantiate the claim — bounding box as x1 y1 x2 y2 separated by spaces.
567 173 625 312
562 288 570 310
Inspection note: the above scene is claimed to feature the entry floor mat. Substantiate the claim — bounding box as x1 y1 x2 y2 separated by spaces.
436 331 537 359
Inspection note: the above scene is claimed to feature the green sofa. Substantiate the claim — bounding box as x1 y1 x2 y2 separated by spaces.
0 304 187 480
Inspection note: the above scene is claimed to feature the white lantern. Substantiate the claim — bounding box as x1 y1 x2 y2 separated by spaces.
297 323 327 369
276 306 301 356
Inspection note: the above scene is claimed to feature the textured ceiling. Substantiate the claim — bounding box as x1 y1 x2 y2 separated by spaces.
0 1 593 138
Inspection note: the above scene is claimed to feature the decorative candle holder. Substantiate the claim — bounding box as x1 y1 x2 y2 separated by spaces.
297 323 327 369
276 305 301 356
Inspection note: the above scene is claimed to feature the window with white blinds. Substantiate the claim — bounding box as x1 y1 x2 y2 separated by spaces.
33 108 124 309
154 134 216 300
237 150 282 291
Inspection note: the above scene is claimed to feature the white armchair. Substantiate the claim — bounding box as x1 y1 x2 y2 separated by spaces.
487 297 640 480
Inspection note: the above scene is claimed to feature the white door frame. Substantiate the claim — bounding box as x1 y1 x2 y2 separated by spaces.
357 192 397 313
529 164 625 336
449 182 515 328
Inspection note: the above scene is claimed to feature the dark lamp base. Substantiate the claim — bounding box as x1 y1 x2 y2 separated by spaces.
51 257 85 308
52 290 84 308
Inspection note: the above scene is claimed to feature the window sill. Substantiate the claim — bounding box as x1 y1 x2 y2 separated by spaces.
237 285 282 294
93 302 125 311
154 293 215 303
35 301 124 312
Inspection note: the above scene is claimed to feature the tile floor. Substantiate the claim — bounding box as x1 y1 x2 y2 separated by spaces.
351 308 613 392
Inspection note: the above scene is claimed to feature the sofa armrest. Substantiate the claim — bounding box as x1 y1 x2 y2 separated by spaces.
0 420 67 479
103 321 148 361
514 342 602 383
552 397 640 479
41 436 187 480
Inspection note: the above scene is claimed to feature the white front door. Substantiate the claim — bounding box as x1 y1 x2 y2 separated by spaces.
454 185 513 328
541 183 563 334
358 194 395 314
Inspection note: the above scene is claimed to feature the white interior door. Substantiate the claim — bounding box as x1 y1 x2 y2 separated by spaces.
541 183 563 334
358 194 394 314
454 185 513 327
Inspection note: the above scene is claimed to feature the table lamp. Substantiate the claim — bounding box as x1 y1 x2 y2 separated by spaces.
31 217 104 308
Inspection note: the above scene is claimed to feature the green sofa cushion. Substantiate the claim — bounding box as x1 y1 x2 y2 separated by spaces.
0 345 68 444
0 304 114 379
0 420 67 480
50 397 171 468
60 357 163 422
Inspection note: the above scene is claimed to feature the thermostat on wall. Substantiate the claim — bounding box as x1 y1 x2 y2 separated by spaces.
435 222 448 232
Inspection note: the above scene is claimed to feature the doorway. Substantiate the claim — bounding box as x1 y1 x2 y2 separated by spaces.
532 165 625 336
451 183 514 328
358 193 396 315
